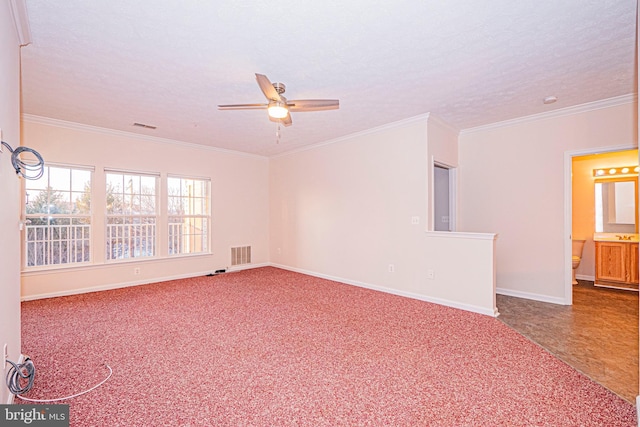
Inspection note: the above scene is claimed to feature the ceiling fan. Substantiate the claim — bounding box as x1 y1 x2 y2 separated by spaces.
217 73 339 127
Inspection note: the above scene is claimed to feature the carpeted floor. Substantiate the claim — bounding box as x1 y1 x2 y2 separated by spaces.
19 267 636 426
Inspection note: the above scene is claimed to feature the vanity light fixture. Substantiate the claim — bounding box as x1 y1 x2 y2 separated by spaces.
593 165 639 178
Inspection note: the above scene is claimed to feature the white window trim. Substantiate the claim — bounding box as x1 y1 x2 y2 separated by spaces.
167 175 211 257
23 163 94 270
104 170 160 262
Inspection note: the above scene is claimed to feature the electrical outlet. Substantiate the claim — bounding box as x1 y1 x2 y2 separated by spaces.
427 269 435 280
411 216 420 225
388 264 395 273
134 267 141 275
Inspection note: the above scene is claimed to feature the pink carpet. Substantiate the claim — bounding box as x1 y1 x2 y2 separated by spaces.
19 267 636 426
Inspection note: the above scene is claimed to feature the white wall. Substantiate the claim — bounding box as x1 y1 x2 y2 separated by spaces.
270 115 497 315
458 99 637 303
21 117 270 299
0 1 24 405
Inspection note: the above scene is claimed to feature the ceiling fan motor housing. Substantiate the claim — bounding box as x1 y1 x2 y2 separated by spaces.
272 82 286 95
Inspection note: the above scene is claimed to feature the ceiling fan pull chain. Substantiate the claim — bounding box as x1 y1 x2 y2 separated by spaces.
276 124 281 144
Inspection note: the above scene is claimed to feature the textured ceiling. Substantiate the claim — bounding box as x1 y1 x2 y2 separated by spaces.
20 0 637 156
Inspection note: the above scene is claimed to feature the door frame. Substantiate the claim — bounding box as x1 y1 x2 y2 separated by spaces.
563 144 637 305
431 158 457 232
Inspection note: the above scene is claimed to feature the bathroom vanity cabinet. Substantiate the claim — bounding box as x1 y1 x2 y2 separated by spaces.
595 241 639 290
631 243 639 284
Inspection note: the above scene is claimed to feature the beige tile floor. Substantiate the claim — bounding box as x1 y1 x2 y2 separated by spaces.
497 280 638 404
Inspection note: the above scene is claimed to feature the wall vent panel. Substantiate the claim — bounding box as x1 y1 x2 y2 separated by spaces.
231 246 251 266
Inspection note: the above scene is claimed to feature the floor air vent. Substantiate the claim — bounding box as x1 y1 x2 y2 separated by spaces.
231 246 251 266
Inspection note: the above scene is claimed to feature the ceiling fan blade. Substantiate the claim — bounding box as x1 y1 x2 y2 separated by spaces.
217 103 268 110
287 99 339 112
255 73 281 101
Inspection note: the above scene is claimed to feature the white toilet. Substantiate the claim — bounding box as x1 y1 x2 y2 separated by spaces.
572 239 586 285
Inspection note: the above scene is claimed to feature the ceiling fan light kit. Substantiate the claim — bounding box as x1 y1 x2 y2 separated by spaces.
268 101 289 119
218 73 339 128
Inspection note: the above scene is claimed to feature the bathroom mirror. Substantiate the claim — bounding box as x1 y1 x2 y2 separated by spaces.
595 178 638 233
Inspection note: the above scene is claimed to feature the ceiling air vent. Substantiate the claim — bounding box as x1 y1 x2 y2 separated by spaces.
231 246 251 266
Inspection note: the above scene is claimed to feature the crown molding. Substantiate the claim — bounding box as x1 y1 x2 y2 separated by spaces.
426 114 459 135
9 0 31 46
21 114 268 160
460 94 637 135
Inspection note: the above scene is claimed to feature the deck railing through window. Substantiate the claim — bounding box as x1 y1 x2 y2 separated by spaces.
25 219 91 267
168 219 208 255
106 216 156 260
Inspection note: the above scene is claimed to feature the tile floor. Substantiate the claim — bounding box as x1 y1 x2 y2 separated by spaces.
497 280 638 404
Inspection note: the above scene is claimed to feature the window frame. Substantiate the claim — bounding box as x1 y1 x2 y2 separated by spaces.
104 169 160 262
23 163 94 270
167 174 211 257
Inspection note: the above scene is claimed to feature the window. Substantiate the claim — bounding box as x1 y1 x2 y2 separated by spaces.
105 171 158 260
167 176 210 255
25 165 92 268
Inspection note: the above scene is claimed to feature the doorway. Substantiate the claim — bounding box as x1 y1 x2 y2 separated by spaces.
433 163 456 232
567 147 639 303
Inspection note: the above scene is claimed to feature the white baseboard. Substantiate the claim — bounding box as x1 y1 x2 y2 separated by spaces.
21 263 271 301
271 263 498 317
227 262 270 273
21 270 213 301
496 287 567 305
575 274 595 282
22 261 496 316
